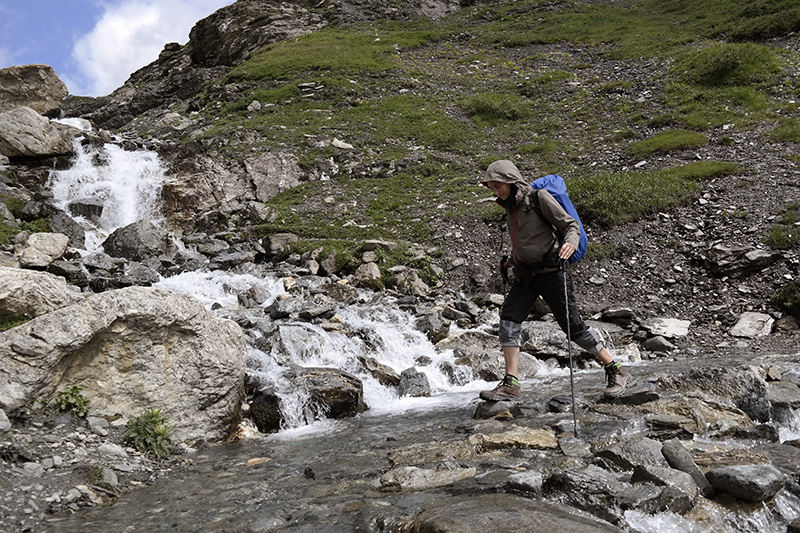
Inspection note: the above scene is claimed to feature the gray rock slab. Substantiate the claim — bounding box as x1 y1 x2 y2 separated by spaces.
412 493 622 532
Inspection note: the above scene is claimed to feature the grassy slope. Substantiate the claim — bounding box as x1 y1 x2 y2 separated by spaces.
187 0 799 277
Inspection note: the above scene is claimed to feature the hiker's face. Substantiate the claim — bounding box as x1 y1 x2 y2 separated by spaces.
486 180 512 200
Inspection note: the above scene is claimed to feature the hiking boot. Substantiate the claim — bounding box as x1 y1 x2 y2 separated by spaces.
604 363 629 398
480 375 522 401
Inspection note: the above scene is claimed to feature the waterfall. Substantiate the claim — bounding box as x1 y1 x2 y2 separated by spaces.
47 136 166 252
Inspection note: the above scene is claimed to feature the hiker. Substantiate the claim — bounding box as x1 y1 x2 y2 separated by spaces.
479 159 629 400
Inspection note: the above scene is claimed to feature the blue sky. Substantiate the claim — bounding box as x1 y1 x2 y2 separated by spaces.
0 0 236 97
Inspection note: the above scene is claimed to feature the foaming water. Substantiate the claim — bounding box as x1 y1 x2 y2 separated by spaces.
47 139 166 252
626 491 800 532
155 270 286 309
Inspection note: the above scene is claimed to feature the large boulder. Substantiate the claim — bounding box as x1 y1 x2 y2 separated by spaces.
0 266 84 321
0 106 77 158
0 281 246 443
0 64 68 116
101 219 177 262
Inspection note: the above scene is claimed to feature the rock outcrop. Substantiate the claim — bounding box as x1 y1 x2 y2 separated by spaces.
0 270 246 443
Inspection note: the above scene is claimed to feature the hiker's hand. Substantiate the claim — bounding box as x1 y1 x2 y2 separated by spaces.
558 243 576 260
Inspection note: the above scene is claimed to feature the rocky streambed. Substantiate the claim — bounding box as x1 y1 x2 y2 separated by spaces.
5 347 800 532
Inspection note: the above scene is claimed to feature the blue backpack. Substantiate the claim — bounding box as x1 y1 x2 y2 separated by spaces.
530 174 588 264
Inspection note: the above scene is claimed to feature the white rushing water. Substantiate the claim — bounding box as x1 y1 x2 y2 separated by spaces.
47 137 166 252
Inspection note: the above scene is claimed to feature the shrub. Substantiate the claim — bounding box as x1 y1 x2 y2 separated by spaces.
673 42 783 87
124 409 173 459
627 129 707 159
52 386 90 418
772 282 800 317
461 93 528 123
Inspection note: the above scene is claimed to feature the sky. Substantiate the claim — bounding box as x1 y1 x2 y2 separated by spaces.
0 0 236 97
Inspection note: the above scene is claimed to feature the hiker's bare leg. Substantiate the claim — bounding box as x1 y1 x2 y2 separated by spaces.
503 345 519 377
594 347 613 365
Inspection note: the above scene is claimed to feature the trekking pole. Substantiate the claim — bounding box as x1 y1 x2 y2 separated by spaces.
562 259 578 438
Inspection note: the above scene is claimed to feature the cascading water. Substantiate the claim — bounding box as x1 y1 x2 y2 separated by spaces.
47 131 166 252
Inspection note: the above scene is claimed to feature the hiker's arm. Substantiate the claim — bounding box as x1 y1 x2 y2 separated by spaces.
538 190 580 249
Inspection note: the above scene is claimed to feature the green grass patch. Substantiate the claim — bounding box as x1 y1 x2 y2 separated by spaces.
228 26 440 82
461 92 530 124
672 42 783 87
655 0 800 41
627 129 707 159
770 117 800 143
570 161 739 226
765 202 800 250
255 163 474 243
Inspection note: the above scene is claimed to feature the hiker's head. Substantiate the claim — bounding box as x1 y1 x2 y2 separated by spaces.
481 159 526 200
485 180 513 200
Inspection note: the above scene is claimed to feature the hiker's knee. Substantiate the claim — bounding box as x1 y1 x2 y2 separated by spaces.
499 320 522 347
573 326 605 353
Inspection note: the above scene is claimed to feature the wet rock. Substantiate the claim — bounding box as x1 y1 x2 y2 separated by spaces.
543 465 628 524
249 387 282 433
473 400 522 420
596 436 669 470
469 425 558 452
705 464 785 502
415 312 451 343
399 368 431 397
767 380 800 409
66 198 104 220
101 219 177 262
661 438 713 496
631 464 698 504
358 355 401 387
380 465 477 491
657 366 770 423
47 211 86 249
295 367 367 418
412 494 622 532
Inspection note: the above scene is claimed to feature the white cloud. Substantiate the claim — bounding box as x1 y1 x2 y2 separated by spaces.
70 0 234 96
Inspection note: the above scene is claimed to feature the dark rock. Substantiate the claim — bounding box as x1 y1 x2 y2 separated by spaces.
661 439 713 496
398 367 431 397
705 464 785 502
102 219 176 262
